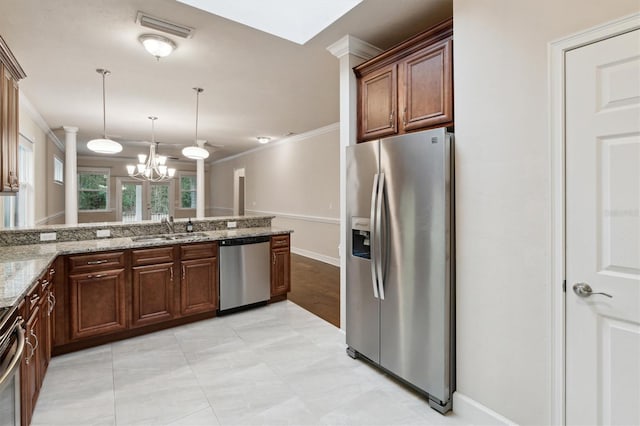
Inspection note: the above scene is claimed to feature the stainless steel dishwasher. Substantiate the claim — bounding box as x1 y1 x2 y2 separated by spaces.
218 236 271 312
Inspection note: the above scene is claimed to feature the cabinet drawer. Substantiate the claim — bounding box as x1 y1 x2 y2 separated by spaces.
68 251 125 273
180 243 217 260
132 246 175 266
26 281 42 314
271 235 290 249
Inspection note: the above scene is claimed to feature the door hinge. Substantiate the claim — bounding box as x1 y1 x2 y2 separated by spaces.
563 279 566 292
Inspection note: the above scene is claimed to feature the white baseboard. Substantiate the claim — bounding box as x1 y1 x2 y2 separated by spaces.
291 247 340 267
36 211 65 225
453 392 517 425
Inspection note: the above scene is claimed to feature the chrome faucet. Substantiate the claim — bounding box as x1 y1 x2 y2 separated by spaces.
161 216 175 233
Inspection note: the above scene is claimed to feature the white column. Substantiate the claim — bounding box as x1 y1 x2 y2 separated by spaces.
327 36 382 331
63 126 79 225
196 158 205 218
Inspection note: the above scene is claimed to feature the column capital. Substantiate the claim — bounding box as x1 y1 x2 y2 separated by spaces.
327 35 382 60
62 126 79 133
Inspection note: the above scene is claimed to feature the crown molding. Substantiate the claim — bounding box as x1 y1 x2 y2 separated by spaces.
210 122 340 165
0 35 26 80
19 92 65 151
327 34 382 60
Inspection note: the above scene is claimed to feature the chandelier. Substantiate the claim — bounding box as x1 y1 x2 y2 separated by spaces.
126 116 176 182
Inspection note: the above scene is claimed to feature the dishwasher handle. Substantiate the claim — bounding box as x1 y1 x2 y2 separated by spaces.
219 236 270 246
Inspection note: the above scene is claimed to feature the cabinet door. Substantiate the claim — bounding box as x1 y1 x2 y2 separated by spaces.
0 65 9 192
271 249 291 297
38 287 50 387
7 78 18 191
180 257 217 315
132 262 174 327
25 306 40 423
69 268 127 340
399 38 453 132
358 63 397 141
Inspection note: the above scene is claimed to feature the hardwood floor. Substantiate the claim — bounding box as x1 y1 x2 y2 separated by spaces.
288 253 340 327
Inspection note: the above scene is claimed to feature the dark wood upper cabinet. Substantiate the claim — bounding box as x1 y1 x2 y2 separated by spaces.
358 63 397 140
355 18 453 143
0 36 26 193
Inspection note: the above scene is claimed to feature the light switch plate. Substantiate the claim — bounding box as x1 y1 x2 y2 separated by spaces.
227 221 237 229
96 229 111 238
40 232 57 241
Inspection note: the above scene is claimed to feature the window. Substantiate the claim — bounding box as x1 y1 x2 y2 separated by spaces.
180 174 197 208
2 137 34 228
78 168 110 211
53 156 63 183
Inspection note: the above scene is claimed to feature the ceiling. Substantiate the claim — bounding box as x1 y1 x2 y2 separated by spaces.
0 0 452 162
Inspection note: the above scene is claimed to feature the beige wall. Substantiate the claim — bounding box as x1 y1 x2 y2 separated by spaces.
210 124 340 263
77 156 200 223
453 1 639 424
18 100 65 225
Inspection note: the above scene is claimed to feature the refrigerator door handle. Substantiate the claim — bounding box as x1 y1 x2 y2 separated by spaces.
376 173 385 300
369 173 380 299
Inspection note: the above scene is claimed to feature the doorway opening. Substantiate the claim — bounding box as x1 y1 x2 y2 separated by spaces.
233 168 245 216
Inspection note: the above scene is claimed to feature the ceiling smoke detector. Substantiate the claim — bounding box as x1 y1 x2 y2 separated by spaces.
136 11 194 39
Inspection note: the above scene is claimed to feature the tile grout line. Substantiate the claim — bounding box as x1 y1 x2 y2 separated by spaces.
174 328 225 426
110 342 118 425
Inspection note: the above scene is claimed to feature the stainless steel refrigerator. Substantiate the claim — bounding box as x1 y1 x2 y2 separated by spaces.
346 127 455 413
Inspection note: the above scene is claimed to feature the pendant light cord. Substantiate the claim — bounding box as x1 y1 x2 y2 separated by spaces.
193 88 204 145
96 68 111 138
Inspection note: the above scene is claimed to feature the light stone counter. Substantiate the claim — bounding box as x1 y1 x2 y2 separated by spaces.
0 227 291 309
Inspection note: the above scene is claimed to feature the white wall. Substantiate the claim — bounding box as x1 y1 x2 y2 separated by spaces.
453 1 640 424
210 124 340 264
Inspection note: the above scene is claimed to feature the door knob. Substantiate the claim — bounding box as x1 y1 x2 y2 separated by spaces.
573 282 612 298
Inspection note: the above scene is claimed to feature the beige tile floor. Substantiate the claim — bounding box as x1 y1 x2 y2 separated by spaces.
32 301 465 426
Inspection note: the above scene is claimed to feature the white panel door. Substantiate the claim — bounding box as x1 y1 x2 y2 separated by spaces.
566 29 640 426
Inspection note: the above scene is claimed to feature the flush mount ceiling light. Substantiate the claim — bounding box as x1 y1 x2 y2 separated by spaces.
126 116 176 181
176 0 362 44
182 88 210 160
87 69 123 154
257 136 271 144
139 34 177 60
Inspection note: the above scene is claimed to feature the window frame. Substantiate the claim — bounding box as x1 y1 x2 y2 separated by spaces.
178 172 197 210
53 155 64 184
78 167 111 212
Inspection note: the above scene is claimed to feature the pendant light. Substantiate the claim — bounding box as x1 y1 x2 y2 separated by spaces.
182 88 210 160
126 117 176 181
87 69 123 154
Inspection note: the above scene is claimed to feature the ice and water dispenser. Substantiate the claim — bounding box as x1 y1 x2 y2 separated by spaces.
351 217 371 259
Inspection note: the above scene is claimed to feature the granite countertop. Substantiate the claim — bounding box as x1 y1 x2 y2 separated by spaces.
0 227 291 309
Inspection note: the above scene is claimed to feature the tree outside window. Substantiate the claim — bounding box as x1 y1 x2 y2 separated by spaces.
180 175 197 208
78 169 109 211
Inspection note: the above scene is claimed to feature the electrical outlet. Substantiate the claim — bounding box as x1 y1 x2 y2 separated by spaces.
40 232 57 242
227 221 237 229
96 229 111 238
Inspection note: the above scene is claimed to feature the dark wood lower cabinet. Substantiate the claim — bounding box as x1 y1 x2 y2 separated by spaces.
180 257 217 315
132 262 174 327
270 235 291 298
69 268 127 340
23 304 40 426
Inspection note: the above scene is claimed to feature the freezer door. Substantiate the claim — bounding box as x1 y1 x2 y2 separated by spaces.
346 141 380 363
379 129 453 403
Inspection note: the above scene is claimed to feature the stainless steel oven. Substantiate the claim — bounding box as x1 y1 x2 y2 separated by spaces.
0 307 25 426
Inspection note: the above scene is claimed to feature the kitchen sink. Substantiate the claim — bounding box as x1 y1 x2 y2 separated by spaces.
131 232 208 242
